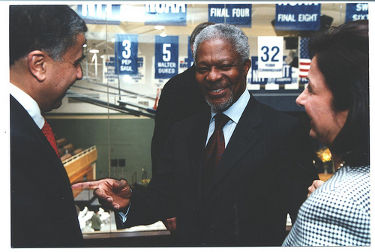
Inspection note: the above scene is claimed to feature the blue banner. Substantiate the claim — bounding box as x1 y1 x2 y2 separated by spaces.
137 57 144 68
104 57 117 84
145 3 187 26
115 34 138 75
250 56 293 85
187 36 194 67
105 57 115 67
345 3 368 22
130 57 145 83
250 56 268 85
275 57 292 85
155 36 179 79
180 58 189 70
275 3 321 31
76 4 121 25
208 4 252 26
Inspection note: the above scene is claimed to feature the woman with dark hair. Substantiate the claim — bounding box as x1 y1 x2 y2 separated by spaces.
283 20 369 246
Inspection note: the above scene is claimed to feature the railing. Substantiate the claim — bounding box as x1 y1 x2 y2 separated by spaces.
64 145 97 184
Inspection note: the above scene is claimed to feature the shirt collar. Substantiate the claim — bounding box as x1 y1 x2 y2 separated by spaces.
210 89 250 124
9 82 45 129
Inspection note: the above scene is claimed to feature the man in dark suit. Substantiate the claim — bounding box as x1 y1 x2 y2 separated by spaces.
10 5 87 247
73 24 317 246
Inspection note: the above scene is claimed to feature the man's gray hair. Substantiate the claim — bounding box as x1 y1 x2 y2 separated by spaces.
193 23 250 64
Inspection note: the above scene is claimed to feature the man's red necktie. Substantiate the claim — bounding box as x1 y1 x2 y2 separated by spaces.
41 120 59 157
203 113 230 186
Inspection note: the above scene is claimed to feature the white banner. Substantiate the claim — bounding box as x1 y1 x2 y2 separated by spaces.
257 36 284 78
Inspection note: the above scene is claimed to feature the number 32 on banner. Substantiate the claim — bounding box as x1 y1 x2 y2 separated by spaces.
260 45 280 63
257 36 283 78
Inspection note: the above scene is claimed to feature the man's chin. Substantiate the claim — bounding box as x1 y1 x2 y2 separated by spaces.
49 100 63 112
206 97 233 113
309 129 328 145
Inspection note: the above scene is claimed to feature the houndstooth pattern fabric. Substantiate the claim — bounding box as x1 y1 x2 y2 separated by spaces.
283 165 370 246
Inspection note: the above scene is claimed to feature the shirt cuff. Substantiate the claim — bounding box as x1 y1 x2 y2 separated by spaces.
118 201 131 224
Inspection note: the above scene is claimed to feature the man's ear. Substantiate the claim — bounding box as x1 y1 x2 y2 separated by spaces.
27 50 48 82
243 59 251 77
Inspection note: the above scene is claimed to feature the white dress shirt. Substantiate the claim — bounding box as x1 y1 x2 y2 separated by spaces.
10 82 45 129
206 90 250 147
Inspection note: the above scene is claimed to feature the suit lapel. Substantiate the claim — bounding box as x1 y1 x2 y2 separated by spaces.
187 110 211 200
11 96 54 157
205 96 263 197
10 96 71 186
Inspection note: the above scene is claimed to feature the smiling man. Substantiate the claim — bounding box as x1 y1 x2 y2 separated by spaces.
10 5 87 247
194 28 251 113
73 24 317 246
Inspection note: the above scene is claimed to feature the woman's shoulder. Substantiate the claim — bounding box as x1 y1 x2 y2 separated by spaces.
310 165 370 211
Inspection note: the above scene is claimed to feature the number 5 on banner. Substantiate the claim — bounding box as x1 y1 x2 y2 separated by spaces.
163 43 171 61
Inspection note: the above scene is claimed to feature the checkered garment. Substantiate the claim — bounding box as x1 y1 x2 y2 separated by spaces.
283 165 370 246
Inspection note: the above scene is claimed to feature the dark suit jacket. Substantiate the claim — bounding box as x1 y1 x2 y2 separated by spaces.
123 93 318 246
151 66 209 172
10 96 82 247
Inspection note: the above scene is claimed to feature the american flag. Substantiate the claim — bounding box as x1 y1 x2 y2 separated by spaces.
299 37 311 79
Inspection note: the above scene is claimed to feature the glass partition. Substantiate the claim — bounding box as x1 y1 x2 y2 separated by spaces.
43 2 365 239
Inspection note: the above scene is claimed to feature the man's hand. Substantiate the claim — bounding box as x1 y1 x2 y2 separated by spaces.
72 178 132 210
307 180 324 197
163 217 177 232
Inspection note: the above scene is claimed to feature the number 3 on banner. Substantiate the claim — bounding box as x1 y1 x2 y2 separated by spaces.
163 43 171 61
260 46 280 63
122 40 131 59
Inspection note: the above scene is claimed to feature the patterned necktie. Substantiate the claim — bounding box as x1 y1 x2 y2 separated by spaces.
41 120 59 157
203 113 230 186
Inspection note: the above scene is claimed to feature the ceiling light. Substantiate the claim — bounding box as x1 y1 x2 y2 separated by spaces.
154 25 165 30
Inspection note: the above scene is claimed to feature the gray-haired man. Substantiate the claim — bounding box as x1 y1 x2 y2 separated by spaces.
74 24 317 246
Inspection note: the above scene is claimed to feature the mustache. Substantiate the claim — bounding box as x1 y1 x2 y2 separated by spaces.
204 80 234 90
